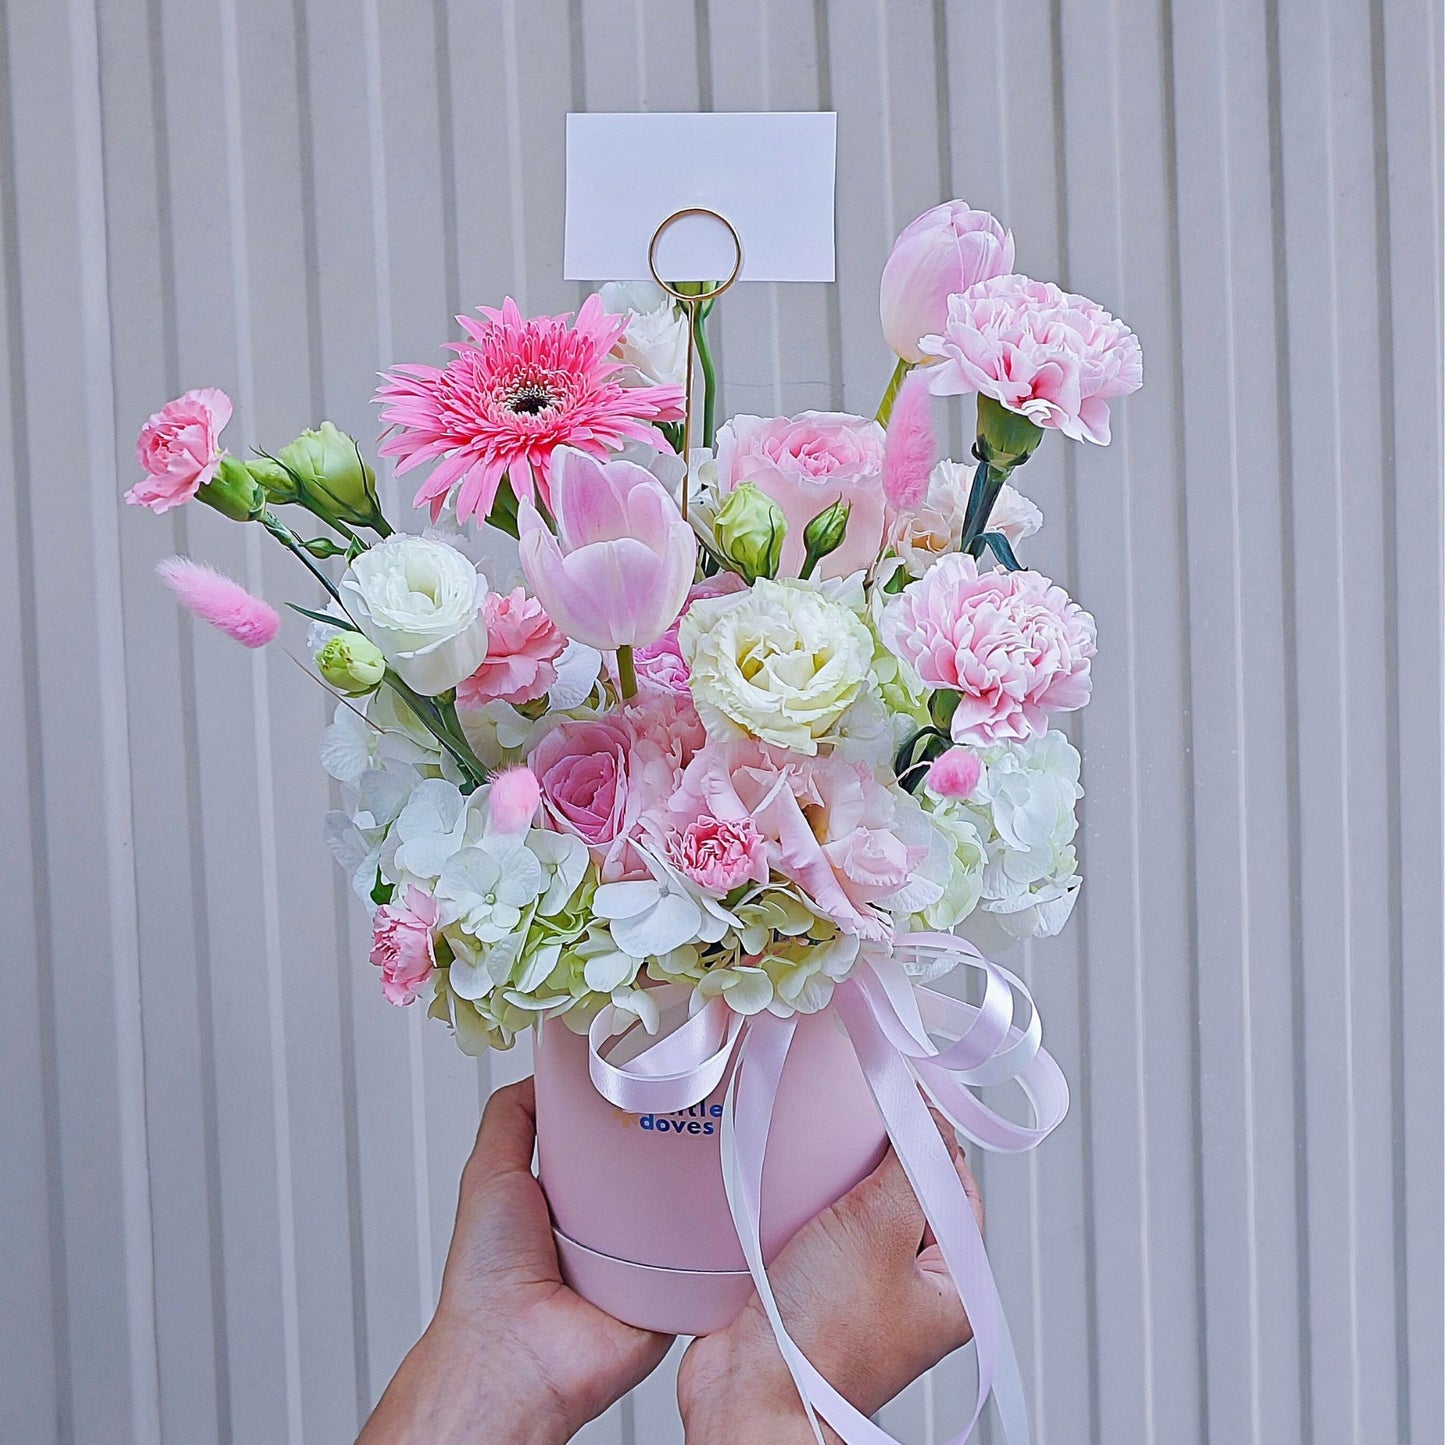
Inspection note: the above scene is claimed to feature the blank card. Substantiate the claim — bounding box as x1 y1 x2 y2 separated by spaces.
563 112 837 284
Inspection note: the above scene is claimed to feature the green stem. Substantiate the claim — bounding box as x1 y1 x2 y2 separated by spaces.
693 300 719 450
616 645 638 700
382 674 487 791
261 510 345 604
875 357 913 426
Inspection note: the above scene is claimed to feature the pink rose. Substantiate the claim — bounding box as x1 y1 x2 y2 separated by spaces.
456 588 565 708
713 412 888 580
668 815 769 895
533 714 633 853
880 202 1014 364
671 741 929 940
920 276 1142 446
126 388 233 513
369 886 437 1006
882 553 1095 745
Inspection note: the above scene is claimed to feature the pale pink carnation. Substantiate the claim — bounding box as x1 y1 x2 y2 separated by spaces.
927 747 982 799
376 297 685 524
370 886 437 1006
156 556 280 648
921 276 1142 445
670 741 930 941
126 388 232 512
713 412 888 580
456 588 565 708
668 816 769 895
882 553 1095 744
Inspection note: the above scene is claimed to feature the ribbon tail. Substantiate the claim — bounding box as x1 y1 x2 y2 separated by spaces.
835 982 1030 1445
721 1014 898 1445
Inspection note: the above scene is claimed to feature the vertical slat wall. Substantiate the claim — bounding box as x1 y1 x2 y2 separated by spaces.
1 1 1439 1441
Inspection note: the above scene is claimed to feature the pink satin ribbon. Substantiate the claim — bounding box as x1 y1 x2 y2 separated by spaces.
585 934 1068 1444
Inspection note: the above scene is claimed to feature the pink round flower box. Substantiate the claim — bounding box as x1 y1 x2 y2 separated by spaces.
534 1004 889 1336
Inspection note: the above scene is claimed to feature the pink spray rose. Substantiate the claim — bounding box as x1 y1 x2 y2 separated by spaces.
882 553 1096 745
668 815 770 895
126 388 232 512
456 588 566 708
920 276 1143 445
879 202 1015 364
713 412 888 580
370 886 438 1006
670 741 929 941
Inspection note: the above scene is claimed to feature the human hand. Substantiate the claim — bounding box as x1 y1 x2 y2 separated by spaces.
676 1123 982 1444
359 1077 672 1445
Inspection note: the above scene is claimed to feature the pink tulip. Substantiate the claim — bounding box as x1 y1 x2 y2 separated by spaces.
880 202 1014 364
517 446 695 652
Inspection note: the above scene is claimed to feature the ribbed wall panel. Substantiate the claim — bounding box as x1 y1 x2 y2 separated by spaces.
1 1 1439 1440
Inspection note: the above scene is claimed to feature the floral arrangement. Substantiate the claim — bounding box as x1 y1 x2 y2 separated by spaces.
127 200 1141 1058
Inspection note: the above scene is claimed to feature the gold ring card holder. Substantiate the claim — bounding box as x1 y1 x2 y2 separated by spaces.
646 206 743 520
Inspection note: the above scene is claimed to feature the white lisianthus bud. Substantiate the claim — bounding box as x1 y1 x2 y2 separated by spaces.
340 535 488 696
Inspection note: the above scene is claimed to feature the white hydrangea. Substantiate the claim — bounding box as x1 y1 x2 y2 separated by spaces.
923 730 1083 947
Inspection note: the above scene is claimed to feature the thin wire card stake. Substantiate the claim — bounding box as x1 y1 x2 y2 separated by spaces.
646 206 743 520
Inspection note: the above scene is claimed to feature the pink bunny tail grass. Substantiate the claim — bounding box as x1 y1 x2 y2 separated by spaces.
882 369 937 512
927 746 982 799
488 765 541 834
156 555 281 648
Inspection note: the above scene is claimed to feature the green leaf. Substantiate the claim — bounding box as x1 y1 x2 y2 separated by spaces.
977 531 1024 571
288 602 359 631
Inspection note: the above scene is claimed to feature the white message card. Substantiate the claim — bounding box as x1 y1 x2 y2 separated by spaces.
564 112 837 284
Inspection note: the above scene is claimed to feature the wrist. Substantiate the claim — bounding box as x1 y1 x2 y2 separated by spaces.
678 1333 832 1445
359 1320 575 1445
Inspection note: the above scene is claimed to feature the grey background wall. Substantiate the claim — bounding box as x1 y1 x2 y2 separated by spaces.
2 0 1440 1442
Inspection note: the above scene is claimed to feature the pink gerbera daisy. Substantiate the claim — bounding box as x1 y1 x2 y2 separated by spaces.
374 296 686 524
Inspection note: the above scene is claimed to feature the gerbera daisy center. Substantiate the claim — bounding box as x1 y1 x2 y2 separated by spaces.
505 381 557 416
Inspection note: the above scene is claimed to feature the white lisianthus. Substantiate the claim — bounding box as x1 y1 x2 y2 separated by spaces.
890 459 1043 578
679 578 876 754
600 281 690 388
340 534 488 695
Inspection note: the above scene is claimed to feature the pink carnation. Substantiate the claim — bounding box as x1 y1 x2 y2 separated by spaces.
670 741 929 941
713 412 888 580
370 886 437 1006
882 553 1095 745
668 816 769 895
126 388 232 512
921 276 1142 445
456 588 565 708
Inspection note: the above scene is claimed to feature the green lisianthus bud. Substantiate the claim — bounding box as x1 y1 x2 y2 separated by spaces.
244 454 299 503
317 631 387 695
975 394 1044 472
277 421 384 529
799 496 851 580
198 453 266 521
715 482 786 584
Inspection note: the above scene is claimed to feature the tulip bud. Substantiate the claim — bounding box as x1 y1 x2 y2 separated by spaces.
880 202 1014 364
799 496 851 580
198 453 266 521
715 483 786 583
278 421 385 529
317 631 387 695
975 394 1044 472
